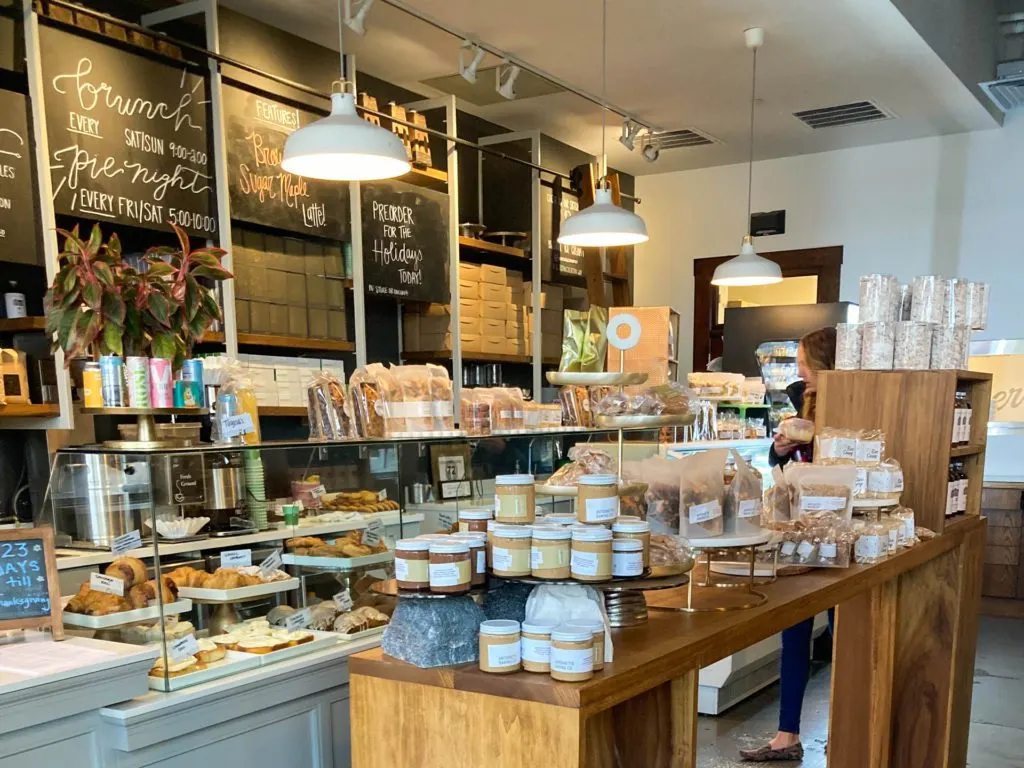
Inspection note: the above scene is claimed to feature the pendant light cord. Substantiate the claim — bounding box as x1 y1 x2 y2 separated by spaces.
746 44 757 236
600 0 607 188
338 0 346 81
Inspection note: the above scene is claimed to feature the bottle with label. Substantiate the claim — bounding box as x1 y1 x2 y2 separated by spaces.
962 390 973 447
956 461 969 516
951 391 965 446
946 462 959 518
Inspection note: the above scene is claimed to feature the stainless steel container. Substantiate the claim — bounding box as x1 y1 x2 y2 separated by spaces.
52 454 151 546
204 451 248 533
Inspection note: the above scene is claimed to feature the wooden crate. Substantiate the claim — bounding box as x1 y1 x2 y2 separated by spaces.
817 370 992 533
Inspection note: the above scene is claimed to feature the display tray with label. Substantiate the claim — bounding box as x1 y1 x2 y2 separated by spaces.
225 629 339 666
147 650 260 692
283 550 394 569
177 579 300 603
335 624 388 643
61 598 193 629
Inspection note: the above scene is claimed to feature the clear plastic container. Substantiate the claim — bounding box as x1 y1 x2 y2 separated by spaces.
835 323 861 371
969 282 989 331
930 326 969 369
860 322 895 370
859 274 899 323
942 278 971 327
910 275 945 324
893 322 933 370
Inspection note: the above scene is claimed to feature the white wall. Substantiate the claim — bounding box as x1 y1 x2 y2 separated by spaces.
635 113 1024 372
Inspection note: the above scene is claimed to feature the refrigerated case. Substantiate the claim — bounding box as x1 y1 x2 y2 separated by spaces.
756 340 800 425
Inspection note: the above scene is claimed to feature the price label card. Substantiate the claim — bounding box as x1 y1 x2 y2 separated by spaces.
221 413 255 438
111 529 143 555
377 489 388 501
310 484 326 499
90 572 124 596
333 589 353 612
259 549 283 578
221 549 252 568
362 519 385 548
169 634 199 661
437 509 457 531
284 607 312 630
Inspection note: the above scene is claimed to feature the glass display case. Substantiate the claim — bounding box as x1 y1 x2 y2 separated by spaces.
38 426 660 691
755 340 800 426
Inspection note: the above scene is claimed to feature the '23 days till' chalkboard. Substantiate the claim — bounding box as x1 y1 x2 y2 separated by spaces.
0 527 64 639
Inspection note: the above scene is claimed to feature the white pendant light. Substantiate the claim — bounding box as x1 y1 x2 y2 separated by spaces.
712 28 782 287
281 1 410 182
558 0 648 248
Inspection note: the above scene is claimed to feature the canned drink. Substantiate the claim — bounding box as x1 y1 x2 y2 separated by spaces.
81 362 104 408
99 355 125 407
181 358 204 389
149 358 174 407
125 356 150 408
174 380 202 408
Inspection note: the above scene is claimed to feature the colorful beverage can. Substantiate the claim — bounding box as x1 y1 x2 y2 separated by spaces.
99 355 125 407
181 358 204 388
81 362 104 408
149 358 174 407
125 356 151 408
174 380 202 408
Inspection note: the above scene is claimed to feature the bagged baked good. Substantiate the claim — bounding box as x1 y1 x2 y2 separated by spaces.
307 370 348 440
638 457 683 534
763 466 791 524
213 360 262 446
559 306 609 372
649 534 693 569
647 382 700 416
543 445 615 486
559 385 593 427
856 429 885 467
426 364 455 430
783 463 857 520
460 388 492 436
866 458 904 500
778 417 815 444
724 449 763 535
491 387 526 431
388 365 435 433
348 363 388 438
686 372 745 398
814 427 858 465
678 448 728 539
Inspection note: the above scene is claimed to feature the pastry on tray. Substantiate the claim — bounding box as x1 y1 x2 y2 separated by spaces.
195 638 226 664
105 556 147 588
236 638 286 655
149 655 204 678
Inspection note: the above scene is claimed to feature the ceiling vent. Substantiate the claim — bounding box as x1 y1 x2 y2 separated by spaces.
793 100 893 129
980 60 1024 113
646 128 717 149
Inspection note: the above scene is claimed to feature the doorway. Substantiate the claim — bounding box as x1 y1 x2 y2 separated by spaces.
692 246 843 371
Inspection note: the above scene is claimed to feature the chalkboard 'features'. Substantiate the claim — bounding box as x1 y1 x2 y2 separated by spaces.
39 26 217 237
542 180 584 278
0 538 51 621
361 179 449 304
224 86 349 239
0 89 39 262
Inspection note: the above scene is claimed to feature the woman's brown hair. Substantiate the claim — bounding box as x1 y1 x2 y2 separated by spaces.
799 326 837 421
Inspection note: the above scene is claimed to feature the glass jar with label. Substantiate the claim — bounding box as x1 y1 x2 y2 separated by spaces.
565 619 605 671
450 532 488 586
576 474 619 524
494 474 536 523
531 526 571 579
485 519 497 568
521 621 557 673
612 538 644 578
490 525 532 577
394 538 431 591
612 519 651 568
478 620 521 674
570 526 613 582
428 539 471 594
458 507 493 533
549 625 594 682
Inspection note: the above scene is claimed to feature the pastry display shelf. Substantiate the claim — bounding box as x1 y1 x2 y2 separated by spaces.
595 413 696 429
61 598 193 629
534 481 648 498
147 650 260 692
545 371 649 387
237 630 340 667
177 578 301 603
852 496 901 509
283 550 394 570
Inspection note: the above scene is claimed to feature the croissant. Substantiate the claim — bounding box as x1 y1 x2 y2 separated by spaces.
106 557 147 588
207 571 243 590
286 537 325 551
187 570 210 588
127 583 151 609
167 566 196 588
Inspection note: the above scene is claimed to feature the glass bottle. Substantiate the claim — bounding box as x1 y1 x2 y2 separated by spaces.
946 462 958 518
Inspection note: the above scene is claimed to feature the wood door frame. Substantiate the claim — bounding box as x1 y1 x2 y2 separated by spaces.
692 246 843 371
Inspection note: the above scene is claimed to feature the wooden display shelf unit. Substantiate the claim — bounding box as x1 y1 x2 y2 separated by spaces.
0 317 47 332
457 237 530 272
817 369 992 533
201 331 354 353
258 406 308 417
403 349 561 366
402 166 447 191
0 403 60 417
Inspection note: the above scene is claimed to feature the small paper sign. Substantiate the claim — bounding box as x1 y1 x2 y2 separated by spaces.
309 484 326 499
362 519 384 548
284 607 312 630
221 549 252 568
169 634 199 661
377 488 388 501
259 549 283 578
333 589 353 612
111 529 143 555
437 509 457 531
221 413 256 438
90 572 124 596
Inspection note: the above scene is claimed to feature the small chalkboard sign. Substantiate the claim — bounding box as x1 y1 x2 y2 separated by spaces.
0 527 64 640
0 88 41 262
361 179 450 303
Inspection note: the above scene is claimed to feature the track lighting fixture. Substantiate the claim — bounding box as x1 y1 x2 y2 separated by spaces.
496 61 521 100
619 119 643 151
641 137 660 163
459 40 486 84
343 0 374 35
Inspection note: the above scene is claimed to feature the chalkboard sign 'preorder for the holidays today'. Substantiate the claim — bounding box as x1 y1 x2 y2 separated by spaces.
0 527 64 639
361 179 449 303
38 26 217 237
223 85 349 239
0 89 41 261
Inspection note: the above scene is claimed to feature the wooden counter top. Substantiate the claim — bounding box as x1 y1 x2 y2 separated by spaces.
350 516 983 716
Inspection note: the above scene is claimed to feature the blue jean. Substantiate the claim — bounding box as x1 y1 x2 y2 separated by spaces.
778 609 835 734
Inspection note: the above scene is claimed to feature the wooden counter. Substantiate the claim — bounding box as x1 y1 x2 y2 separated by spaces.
349 516 985 768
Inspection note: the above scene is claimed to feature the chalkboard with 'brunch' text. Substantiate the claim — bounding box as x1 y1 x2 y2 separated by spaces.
361 179 449 303
39 26 217 237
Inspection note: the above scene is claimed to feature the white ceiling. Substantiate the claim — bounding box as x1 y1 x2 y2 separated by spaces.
219 0 1000 176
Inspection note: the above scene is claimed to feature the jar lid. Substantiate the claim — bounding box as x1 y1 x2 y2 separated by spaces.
416 533 453 540
616 515 642 522
578 474 618 486
450 532 486 545
612 519 650 533
458 507 493 520
428 539 469 554
521 621 558 635
531 526 571 541
565 619 605 633
395 538 431 551
572 526 613 542
612 538 643 551
495 473 535 486
551 625 593 643
479 619 520 636
542 514 578 526
493 524 532 539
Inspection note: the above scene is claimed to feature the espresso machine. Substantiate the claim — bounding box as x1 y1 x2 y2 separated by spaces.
204 450 256 536
50 454 152 548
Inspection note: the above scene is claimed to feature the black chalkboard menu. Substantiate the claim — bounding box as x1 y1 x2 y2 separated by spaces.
0 527 63 639
541 180 584 278
0 89 40 262
361 179 449 303
223 86 348 239
38 26 217 237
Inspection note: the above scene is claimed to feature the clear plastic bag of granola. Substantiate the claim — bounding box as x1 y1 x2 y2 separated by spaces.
855 429 885 467
346 363 388 438
426 363 455 430
814 427 858 465
460 389 492 437
783 463 857 520
724 449 764 536
639 457 684 535
678 448 728 539
491 387 525 431
306 370 347 440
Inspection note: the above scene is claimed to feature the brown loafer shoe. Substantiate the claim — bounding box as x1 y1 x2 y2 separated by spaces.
739 743 804 762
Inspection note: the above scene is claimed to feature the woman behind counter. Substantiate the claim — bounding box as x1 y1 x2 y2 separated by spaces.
741 326 836 763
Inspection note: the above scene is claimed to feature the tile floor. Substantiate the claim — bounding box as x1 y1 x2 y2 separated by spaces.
698 616 1024 767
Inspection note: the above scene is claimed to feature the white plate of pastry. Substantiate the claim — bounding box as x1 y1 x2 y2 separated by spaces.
147 647 260 692
208 622 338 665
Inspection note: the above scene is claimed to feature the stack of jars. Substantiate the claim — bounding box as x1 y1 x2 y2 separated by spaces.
478 617 607 681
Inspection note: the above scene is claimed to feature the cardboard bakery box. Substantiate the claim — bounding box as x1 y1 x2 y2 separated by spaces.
524 282 564 311
269 304 289 333
459 263 481 282
306 274 328 307
507 303 528 323
506 337 527 356
481 318 505 339
419 303 452 317
323 244 344 278
480 336 505 356
402 312 419 344
460 316 482 337
249 302 271 333
479 264 506 286
480 282 509 303
283 237 305 273
286 272 307 306
459 279 480 300
420 332 454 351
505 320 522 339
326 278 345 307
328 310 346 339
288 306 308 337
235 300 250 332
542 333 561 359
419 314 453 337
308 308 329 338
461 333 482 352
460 298 482 318
481 301 506 321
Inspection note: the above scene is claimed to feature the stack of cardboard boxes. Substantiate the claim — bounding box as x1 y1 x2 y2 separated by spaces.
232 227 348 342
524 281 565 361
204 354 344 408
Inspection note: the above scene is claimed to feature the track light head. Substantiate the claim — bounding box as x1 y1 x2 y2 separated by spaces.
496 61 521 100
619 120 643 151
343 0 374 35
641 137 660 163
459 40 487 84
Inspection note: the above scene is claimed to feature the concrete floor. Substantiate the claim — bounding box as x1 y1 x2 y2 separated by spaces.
697 616 1024 767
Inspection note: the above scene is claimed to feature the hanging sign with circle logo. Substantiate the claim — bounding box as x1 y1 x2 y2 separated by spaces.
607 313 641 351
